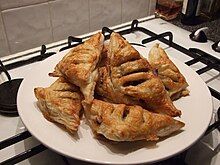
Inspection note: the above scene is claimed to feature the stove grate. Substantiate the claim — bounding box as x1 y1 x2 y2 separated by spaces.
1 144 46 165
0 45 56 73
0 19 219 165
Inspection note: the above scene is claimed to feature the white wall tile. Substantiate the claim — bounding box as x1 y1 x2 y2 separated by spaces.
50 0 90 41
122 0 150 23
2 3 53 54
89 0 122 32
0 0 48 10
0 0 154 57
0 12 10 57
149 0 156 15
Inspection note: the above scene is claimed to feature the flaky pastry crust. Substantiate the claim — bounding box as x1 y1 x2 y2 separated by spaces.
96 66 142 106
33 32 187 142
108 32 181 117
34 77 83 133
85 99 185 141
149 44 189 100
50 32 104 103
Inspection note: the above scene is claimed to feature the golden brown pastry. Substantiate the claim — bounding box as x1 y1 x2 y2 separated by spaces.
85 99 185 141
108 32 181 117
95 66 142 106
34 77 83 133
50 32 104 103
148 44 189 100
97 43 109 68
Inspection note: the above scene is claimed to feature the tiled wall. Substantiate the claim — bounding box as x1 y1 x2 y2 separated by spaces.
0 0 156 57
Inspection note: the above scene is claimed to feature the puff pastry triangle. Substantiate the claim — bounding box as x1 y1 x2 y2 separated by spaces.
34 77 83 133
96 66 142 106
108 32 181 117
85 99 185 141
50 32 104 103
149 44 189 100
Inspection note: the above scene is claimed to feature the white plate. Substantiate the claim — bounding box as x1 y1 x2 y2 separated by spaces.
17 46 213 164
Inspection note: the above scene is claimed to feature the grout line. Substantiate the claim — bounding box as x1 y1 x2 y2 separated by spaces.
149 0 156 16
0 11 12 55
150 0 154 16
0 0 51 12
121 0 123 23
88 0 91 32
48 1 54 42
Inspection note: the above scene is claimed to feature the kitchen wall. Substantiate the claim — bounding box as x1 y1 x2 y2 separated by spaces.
0 0 156 57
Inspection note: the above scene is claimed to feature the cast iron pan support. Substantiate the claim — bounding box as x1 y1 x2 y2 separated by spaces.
0 45 56 72
142 31 173 47
102 27 114 40
131 19 139 32
0 60 11 82
59 36 83 52
102 19 139 37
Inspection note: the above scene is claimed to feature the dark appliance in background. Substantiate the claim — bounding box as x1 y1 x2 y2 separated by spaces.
181 0 220 25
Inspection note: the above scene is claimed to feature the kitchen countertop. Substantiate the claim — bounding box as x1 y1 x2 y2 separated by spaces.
169 15 220 42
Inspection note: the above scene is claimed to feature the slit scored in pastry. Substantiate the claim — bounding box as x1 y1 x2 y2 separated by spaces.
85 99 185 141
148 44 189 100
95 66 142 106
108 32 181 117
34 77 83 133
49 32 104 103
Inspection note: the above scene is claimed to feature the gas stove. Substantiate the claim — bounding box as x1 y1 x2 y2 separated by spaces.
0 16 219 165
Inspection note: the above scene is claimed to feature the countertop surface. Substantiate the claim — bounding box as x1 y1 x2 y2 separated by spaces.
169 16 220 42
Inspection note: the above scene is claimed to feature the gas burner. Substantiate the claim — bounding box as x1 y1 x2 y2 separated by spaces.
0 60 22 116
0 45 56 116
0 79 23 115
